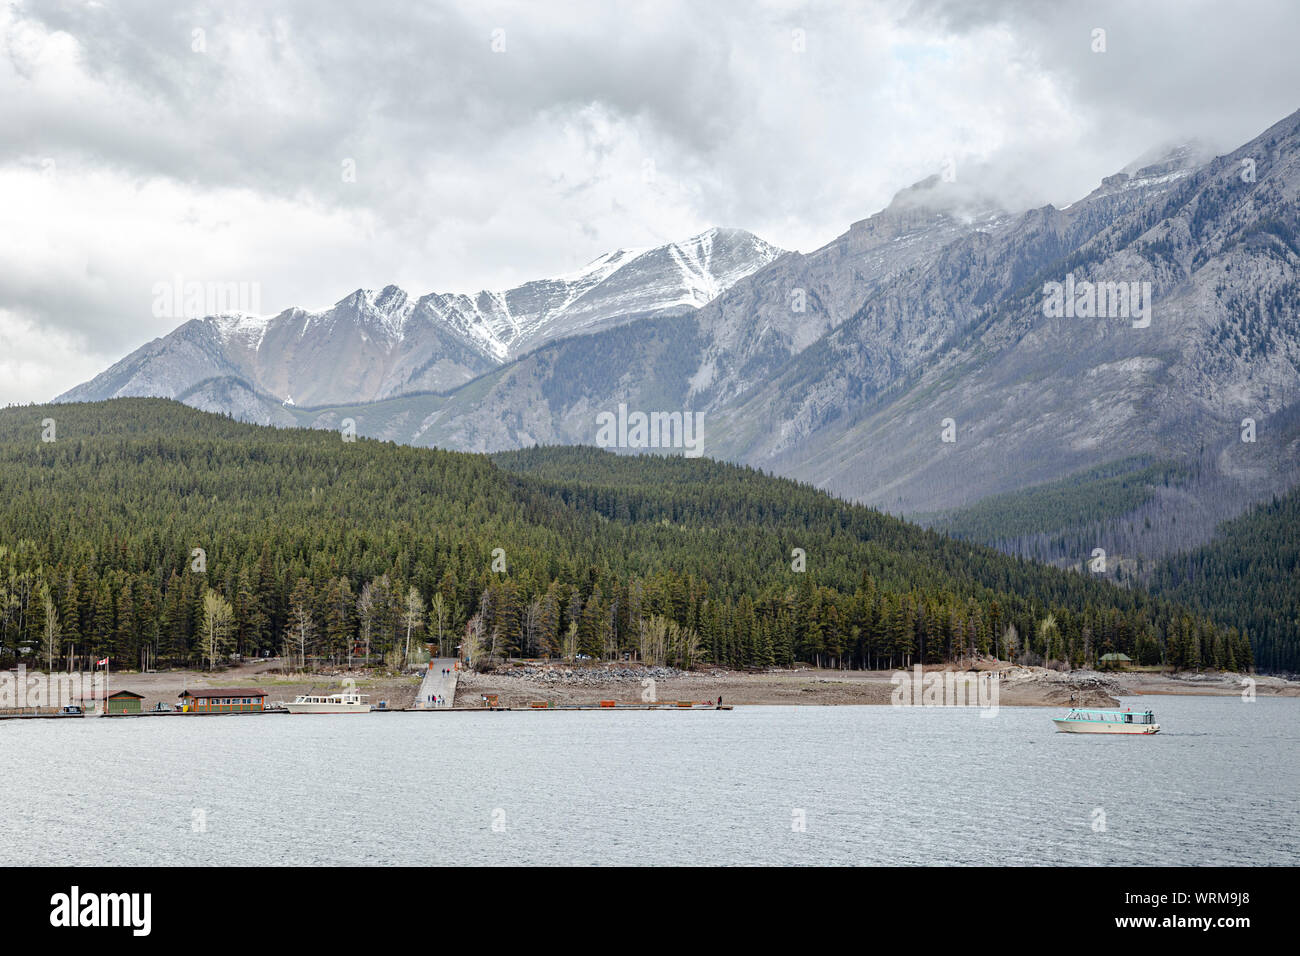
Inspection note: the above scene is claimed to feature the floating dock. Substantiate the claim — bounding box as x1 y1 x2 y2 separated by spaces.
1 701 733 719
473 700 733 711
0 707 293 720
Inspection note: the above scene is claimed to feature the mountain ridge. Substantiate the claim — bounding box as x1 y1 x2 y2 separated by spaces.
57 226 784 408
55 109 1300 572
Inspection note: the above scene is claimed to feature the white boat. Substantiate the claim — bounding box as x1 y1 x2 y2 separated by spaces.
1053 707 1159 734
284 691 372 714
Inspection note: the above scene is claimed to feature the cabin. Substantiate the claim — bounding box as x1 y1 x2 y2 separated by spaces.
1098 652 1133 671
79 690 145 715
104 690 144 714
178 688 268 713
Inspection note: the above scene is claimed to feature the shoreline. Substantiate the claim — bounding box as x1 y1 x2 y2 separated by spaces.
458 662 1298 709
7 659 1292 714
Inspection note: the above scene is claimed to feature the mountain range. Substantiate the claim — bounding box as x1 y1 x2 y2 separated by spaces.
59 227 783 408
59 108 1300 573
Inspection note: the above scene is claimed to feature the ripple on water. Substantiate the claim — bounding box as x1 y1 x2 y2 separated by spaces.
1 696 1296 865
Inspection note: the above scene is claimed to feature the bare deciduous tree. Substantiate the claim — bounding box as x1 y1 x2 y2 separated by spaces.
561 619 578 661
401 586 425 667
638 615 667 666
41 589 60 673
357 581 375 662
201 589 234 671
464 613 485 667
286 579 316 670
430 592 448 657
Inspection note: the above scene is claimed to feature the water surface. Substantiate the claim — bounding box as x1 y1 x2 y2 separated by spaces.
1 696 1295 865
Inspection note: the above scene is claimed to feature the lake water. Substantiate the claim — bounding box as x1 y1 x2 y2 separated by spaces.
2 696 1296 865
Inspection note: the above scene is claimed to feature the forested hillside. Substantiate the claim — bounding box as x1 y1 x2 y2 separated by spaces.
0 400 1252 673
923 458 1192 560
1150 489 1300 673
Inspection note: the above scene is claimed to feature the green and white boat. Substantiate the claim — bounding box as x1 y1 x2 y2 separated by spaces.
1053 707 1160 734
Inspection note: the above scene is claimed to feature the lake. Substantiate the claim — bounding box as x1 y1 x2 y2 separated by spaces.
1 696 1296 865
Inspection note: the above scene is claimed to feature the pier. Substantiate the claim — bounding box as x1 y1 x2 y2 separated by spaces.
411 657 459 709
479 700 732 711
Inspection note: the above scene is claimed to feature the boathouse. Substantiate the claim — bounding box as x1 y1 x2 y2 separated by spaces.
79 690 145 715
178 688 268 713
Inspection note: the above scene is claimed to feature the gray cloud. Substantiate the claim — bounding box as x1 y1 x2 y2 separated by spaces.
2 0 1299 403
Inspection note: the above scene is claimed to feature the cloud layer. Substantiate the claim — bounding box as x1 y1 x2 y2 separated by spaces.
3 0 1299 402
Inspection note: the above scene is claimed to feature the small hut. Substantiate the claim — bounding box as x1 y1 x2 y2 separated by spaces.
1098 652 1133 671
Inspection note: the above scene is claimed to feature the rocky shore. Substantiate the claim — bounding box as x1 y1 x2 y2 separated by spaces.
37 658 1296 712
459 659 1297 708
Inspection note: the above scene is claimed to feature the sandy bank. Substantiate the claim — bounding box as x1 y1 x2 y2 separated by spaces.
25 659 1294 712
460 662 1120 708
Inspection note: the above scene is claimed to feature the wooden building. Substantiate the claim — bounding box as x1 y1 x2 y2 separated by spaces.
178 688 268 713
80 690 145 715
1098 652 1134 671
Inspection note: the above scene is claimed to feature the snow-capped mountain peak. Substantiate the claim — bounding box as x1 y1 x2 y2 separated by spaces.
207 312 274 350
59 227 784 407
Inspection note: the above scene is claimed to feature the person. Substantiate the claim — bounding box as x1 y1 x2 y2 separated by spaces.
717 695 723 708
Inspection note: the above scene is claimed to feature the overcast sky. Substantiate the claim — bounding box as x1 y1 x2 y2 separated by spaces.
3 0 1299 404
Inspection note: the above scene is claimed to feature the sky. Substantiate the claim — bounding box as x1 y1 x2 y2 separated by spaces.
2 0 1300 404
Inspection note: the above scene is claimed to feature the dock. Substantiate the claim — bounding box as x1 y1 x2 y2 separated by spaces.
463 700 733 712
0 707 292 720
411 657 459 709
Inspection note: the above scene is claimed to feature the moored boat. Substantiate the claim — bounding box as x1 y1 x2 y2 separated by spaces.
284 691 371 714
1053 707 1159 734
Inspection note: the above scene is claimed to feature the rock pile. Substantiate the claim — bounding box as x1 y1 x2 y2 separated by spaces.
512 664 688 685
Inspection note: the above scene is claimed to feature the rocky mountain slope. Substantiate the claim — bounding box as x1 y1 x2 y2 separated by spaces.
769 111 1300 517
57 109 1300 567
57 227 783 408
282 174 1024 449
276 109 1300 565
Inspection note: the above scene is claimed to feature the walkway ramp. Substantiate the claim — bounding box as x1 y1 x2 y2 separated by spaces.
413 658 459 709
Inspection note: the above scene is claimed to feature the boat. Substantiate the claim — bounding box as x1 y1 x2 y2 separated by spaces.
284 691 372 714
1053 707 1159 734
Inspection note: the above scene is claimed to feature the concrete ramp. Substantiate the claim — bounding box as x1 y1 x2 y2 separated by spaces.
414 658 459 709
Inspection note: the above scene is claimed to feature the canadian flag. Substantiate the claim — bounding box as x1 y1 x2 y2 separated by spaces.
96 658 108 666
